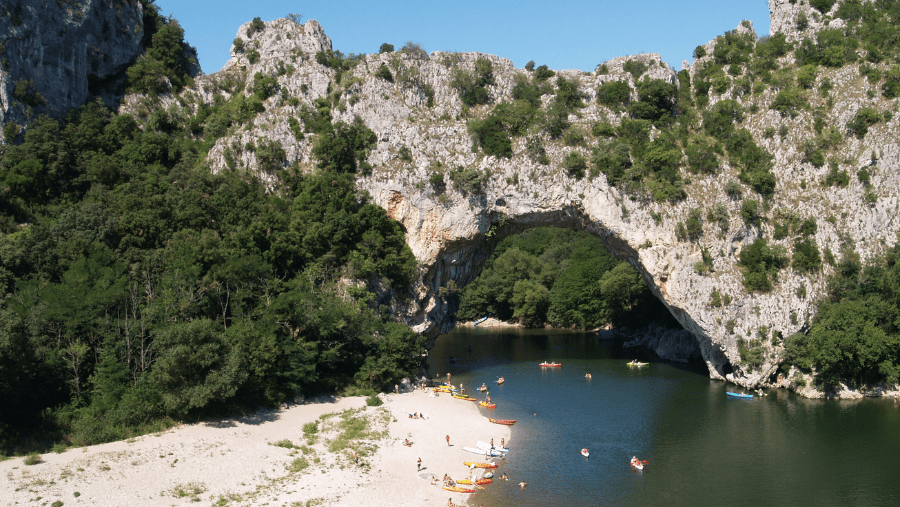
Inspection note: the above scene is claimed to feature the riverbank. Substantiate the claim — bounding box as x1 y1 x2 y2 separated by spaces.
0 389 511 506
457 317 523 329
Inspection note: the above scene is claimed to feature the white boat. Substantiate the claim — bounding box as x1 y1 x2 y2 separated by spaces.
581 448 589 457
628 360 649 367
463 446 503 457
476 441 509 453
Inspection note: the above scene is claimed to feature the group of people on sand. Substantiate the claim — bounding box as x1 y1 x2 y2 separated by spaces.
408 411 427 419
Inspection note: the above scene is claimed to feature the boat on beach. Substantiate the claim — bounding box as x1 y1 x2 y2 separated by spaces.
443 485 476 493
488 418 516 425
457 478 492 485
463 446 504 456
453 394 477 401
477 441 509 453
464 461 499 468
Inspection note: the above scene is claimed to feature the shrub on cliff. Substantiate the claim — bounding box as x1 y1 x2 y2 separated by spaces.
450 58 495 107
738 238 787 292
127 20 194 95
596 80 630 109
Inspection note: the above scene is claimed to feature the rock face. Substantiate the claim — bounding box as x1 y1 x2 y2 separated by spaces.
151 4 900 395
0 0 145 142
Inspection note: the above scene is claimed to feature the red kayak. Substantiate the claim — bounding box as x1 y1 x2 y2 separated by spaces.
489 418 516 425
479 401 497 409
539 362 562 367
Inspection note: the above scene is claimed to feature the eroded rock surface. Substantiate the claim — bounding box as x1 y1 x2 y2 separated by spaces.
0 0 148 141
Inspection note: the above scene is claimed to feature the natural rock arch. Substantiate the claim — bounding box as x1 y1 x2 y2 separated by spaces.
360 168 740 383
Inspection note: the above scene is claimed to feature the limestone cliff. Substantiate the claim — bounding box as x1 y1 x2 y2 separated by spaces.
0 0 149 142
119 3 900 397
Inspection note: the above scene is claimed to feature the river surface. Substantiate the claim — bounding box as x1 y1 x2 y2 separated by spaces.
425 327 900 507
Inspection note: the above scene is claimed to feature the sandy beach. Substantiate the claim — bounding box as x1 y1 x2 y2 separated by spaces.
1 387 511 506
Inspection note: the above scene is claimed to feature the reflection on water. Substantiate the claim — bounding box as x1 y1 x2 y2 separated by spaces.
426 327 900 507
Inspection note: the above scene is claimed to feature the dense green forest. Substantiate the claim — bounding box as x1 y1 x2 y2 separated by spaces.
0 5 422 453
456 228 658 329
783 243 900 390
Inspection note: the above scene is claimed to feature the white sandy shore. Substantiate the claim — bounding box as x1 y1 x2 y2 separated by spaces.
1 388 511 506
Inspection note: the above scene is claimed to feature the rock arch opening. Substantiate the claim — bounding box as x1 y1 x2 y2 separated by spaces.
396 205 733 380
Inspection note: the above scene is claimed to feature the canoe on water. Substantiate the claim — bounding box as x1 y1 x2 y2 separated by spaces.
539 362 562 367
478 401 496 409
581 448 589 457
443 486 476 493
628 360 649 367
726 392 754 399
464 461 499 468
496 377 505 385
489 418 516 425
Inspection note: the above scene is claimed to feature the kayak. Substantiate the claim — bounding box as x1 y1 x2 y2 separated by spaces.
443 486 476 493
453 394 477 401
477 441 509 453
478 401 496 409
478 386 488 391
463 446 503 456
628 360 649 367
496 377 505 385
581 448 589 458
539 362 562 367
457 478 492 485
489 418 516 425
482 472 494 479
726 392 753 399
464 461 499 468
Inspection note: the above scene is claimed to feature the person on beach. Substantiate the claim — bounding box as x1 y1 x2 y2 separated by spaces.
447 372 451 382
501 438 505 448
395 384 399 394
417 457 422 471
446 434 450 446
354 452 359 466
490 438 494 449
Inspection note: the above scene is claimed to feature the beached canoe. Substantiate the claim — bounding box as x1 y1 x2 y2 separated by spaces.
457 478 492 485
464 461 499 468
463 446 503 456
489 418 516 425
539 362 562 367
477 441 509 453
726 391 754 399
443 485 476 493
478 401 496 409
453 394 477 401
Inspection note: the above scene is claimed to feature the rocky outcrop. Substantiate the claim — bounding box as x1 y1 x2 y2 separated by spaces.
122 2 897 396
0 0 146 142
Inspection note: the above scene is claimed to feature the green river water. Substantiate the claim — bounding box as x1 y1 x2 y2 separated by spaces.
424 327 900 507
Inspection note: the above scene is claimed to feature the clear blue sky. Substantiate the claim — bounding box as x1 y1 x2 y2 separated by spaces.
154 0 772 74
